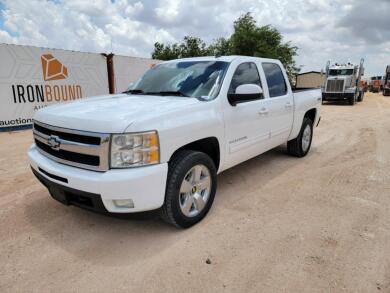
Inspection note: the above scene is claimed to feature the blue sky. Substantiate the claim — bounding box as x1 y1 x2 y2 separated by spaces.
0 0 389 77
0 2 4 28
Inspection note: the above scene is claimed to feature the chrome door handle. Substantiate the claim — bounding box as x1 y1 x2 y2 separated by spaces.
258 108 269 115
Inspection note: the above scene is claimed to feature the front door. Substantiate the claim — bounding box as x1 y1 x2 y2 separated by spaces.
223 62 272 169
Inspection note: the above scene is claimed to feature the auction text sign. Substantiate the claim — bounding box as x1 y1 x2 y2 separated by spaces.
0 44 109 128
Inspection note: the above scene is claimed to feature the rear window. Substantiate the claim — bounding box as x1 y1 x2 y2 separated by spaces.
262 63 287 97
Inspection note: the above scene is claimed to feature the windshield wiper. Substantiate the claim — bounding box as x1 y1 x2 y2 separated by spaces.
123 89 145 94
145 91 189 97
124 89 189 97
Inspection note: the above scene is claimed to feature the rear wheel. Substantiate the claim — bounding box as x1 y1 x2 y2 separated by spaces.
287 118 313 158
160 150 217 228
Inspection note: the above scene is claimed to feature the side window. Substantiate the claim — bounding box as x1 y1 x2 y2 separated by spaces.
262 63 287 97
228 62 262 94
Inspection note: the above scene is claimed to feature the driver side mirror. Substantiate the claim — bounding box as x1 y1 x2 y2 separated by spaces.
228 84 263 106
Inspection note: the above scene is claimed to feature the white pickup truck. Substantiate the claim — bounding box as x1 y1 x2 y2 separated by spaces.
29 56 321 228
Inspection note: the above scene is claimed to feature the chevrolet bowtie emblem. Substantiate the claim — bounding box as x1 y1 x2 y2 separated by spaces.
47 135 61 151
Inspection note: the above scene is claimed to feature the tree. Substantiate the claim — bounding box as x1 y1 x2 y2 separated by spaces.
229 13 299 79
229 13 260 56
152 36 209 60
179 36 209 58
207 37 231 56
151 13 299 78
152 42 181 60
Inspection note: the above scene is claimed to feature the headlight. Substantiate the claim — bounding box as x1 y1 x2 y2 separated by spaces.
110 131 160 168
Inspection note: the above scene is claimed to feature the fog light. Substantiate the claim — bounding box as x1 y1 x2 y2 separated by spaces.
113 199 134 208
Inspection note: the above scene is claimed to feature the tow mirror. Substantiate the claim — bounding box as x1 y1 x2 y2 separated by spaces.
228 84 263 106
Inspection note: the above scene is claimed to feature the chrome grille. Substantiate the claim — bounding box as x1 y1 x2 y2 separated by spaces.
326 79 344 93
33 120 110 171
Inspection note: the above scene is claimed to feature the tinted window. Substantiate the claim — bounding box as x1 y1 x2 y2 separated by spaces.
262 63 287 97
228 62 261 94
329 69 354 76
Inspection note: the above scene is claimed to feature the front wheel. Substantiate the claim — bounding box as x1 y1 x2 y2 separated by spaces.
160 150 217 228
287 118 313 158
349 94 356 105
357 91 364 102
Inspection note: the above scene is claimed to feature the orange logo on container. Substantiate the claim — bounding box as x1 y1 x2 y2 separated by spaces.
41 54 68 81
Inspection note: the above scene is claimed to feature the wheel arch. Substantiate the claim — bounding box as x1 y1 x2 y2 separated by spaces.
304 108 317 123
168 137 221 171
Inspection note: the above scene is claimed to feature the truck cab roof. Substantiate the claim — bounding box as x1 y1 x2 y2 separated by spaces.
329 64 356 70
165 55 282 64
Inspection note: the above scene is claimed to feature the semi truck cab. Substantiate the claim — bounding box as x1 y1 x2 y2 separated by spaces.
322 59 365 105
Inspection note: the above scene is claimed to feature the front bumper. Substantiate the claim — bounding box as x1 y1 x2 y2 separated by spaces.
322 92 354 100
29 145 168 213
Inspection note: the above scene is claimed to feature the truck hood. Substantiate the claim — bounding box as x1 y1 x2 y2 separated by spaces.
34 93 200 133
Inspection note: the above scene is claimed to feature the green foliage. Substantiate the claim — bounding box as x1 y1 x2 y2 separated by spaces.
152 36 209 60
207 37 231 57
151 13 299 78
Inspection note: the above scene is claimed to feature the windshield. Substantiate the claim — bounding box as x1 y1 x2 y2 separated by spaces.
329 69 354 76
127 61 229 100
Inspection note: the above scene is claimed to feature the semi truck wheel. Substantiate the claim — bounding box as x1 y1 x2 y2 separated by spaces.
160 150 217 228
357 91 364 102
287 118 313 158
349 95 355 105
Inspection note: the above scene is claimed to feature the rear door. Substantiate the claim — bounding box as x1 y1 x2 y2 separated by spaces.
261 62 294 145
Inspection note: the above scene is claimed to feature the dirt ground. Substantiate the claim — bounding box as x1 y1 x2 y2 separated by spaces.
1 92 390 292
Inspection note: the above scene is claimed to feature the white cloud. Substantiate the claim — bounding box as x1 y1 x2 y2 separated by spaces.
124 1 144 17
155 0 180 23
0 28 14 43
0 0 388 76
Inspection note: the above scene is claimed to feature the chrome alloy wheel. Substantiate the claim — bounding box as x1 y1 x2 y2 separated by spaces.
179 164 211 217
302 124 312 152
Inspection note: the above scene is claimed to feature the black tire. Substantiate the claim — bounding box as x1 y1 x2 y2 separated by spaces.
357 91 364 102
160 150 217 228
287 118 313 158
348 94 355 105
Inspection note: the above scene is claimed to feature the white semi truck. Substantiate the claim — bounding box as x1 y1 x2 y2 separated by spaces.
322 59 365 105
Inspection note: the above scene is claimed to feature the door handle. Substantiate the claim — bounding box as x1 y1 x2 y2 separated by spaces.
258 108 269 115
285 102 293 109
